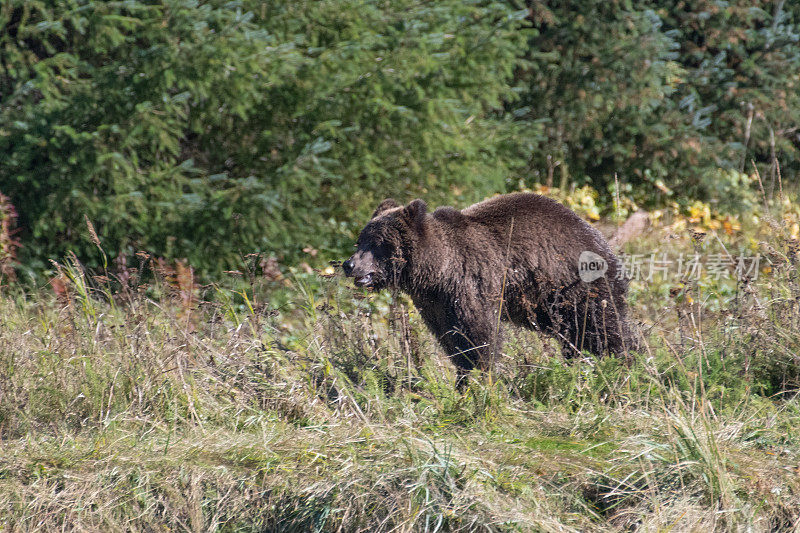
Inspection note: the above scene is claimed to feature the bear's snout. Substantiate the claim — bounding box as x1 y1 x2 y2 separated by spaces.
343 255 376 287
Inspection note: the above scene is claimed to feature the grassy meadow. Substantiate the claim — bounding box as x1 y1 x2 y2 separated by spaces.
1 197 800 532
4 2 800 530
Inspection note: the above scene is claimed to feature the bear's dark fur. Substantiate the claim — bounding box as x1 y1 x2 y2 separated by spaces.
343 193 635 383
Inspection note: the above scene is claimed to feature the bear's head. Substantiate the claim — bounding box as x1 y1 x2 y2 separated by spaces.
342 198 427 289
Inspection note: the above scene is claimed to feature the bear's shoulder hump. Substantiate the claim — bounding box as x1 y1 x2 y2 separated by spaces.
432 206 464 224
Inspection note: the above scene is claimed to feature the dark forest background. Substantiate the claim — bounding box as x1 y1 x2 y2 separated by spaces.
2 0 799 277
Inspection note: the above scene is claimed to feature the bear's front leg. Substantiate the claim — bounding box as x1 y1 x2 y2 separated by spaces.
439 309 497 389
411 293 497 389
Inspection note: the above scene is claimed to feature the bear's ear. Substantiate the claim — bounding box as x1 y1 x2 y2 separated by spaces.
372 198 400 219
402 199 428 230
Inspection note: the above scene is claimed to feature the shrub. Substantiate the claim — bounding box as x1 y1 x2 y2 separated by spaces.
0 0 532 276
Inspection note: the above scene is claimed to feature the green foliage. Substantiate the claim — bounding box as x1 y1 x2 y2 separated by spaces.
0 0 531 275
514 1 690 195
2 1 800 277
513 0 800 206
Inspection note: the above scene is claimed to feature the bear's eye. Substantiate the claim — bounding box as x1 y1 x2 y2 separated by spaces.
375 242 392 256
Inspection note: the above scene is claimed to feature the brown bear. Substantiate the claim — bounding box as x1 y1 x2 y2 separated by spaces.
343 192 635 385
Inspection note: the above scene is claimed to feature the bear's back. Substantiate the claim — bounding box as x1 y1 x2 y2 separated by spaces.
460 192 601 246
461 192 578 225
458 192 620 280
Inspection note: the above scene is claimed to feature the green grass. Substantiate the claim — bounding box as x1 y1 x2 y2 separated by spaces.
1 221 800 531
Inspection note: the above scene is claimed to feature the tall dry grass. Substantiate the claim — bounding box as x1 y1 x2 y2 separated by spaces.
1 204 800 530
